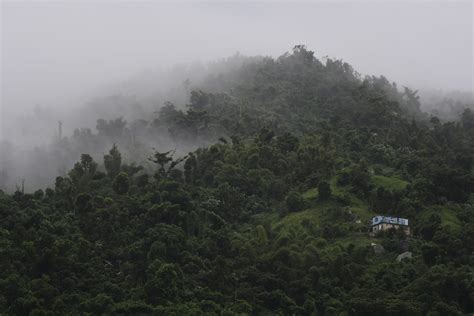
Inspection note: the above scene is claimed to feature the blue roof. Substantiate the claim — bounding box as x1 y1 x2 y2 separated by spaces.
371 216 409 226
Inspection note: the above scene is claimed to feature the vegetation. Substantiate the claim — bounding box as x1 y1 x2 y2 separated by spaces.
0 46 473 315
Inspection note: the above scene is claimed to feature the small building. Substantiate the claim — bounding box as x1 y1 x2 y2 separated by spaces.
370 215 411 236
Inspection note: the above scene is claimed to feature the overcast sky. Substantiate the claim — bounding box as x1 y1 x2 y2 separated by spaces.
1 1 473 125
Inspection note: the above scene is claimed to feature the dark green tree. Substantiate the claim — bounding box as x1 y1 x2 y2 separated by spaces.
104 144 122 177
285 191 305 212
113 172 129 195
318 181 332 200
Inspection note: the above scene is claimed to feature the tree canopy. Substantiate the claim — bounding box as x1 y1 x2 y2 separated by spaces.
0 46 473 315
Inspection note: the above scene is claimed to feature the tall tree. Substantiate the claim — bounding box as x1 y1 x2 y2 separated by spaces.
104 144 122 178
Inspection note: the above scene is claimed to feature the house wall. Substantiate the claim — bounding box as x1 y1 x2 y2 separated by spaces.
371 223 411 236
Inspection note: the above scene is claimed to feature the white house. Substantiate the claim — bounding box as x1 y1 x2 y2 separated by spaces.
370 215 411 236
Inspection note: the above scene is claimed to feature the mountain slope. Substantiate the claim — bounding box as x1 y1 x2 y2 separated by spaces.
0 47 473 315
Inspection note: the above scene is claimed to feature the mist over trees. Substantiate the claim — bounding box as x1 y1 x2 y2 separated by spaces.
0 53 262 192
1 48 471 193
419 89 474 121
1 46 473 314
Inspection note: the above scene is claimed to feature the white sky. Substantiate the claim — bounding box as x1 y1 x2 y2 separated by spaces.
1 1 473 125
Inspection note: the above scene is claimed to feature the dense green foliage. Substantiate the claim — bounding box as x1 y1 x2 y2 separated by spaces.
1 47 473 315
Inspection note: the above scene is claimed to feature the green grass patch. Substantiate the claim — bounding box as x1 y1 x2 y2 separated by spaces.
427 206 462 230
273 207 325 231
302 188 318 199
372 175 409 191
251 211 280 227
329 177 345 196
332 234 374 248
440 211 461 229
302 177 375 222
372 164 396 176
270 179 379 247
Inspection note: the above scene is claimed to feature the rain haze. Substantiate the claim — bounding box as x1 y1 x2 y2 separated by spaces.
0 0 473 190
2 3 474 314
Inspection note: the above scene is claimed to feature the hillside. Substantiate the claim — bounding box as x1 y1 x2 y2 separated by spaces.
0 47 473 315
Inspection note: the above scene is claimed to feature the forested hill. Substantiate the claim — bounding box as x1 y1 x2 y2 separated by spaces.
1 46 473 315
157 46 425 140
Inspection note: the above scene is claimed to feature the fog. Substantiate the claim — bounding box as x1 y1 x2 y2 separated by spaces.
1 1 473 191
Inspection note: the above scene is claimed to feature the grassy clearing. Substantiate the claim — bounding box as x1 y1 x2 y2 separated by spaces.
372 175 409 191
258 179 379 247
301 177 375 222
332 234 374 248
426 206 462 230
302 188 318 199
272 207 325 231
